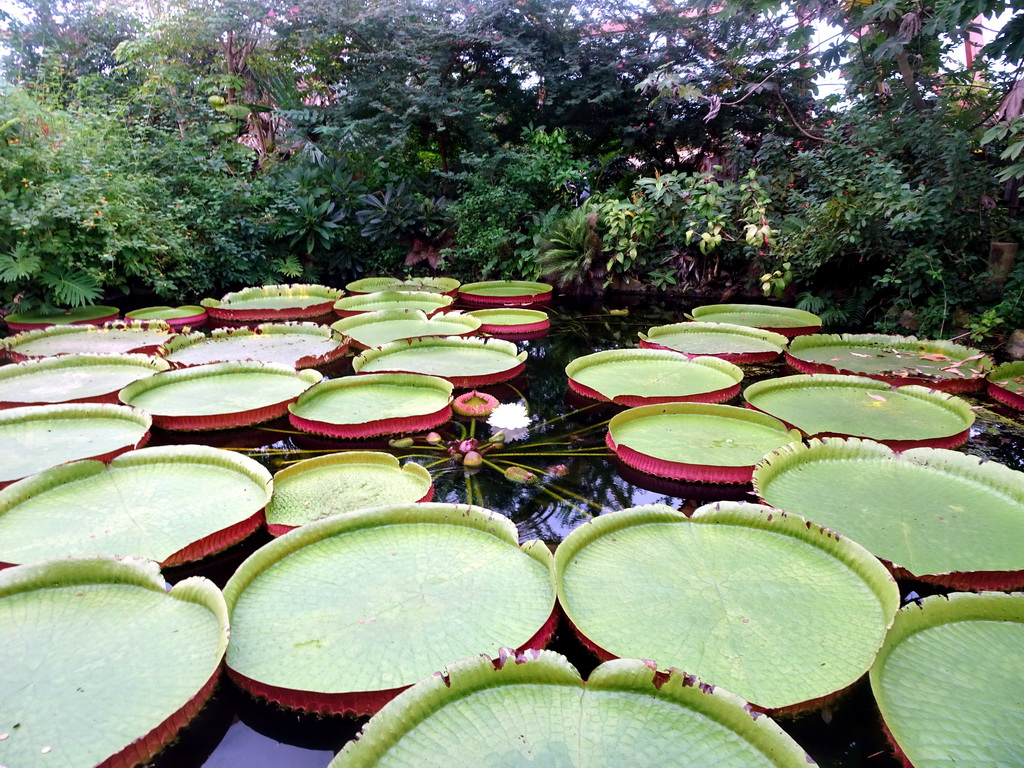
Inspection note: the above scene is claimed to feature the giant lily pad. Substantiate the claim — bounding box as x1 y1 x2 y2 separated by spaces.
2 321 175 362
0 403 151 490
753 438 1024 589
159 323 348 368
606 403 801 484
743 374 974 450
265 452 433 535
0 445 272 568
289 373 453 438
987 360 1024 410
3 305 119 331
0 556 228 768
330 652 816 768
466 307 550 339
639 321 788 364
353 336 527 387
119 361 322 430
785 333 991 391
870 592 1024 768
331 309 481 349
124 305 208 329
201 284 343 321
566 349 743 406
0 354 170 409
346 276 461 295
555 503 898 713
688 303 822 337
333 290 455 317
223 504 557 715
457 280 553 307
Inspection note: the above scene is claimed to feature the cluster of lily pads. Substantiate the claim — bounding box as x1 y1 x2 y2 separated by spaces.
0 282 1021 768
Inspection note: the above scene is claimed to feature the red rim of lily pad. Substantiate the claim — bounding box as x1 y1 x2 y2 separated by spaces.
987 361 1024 410
3 305 121 332
200 284 343 321
124 305 208 330
457 280 554 307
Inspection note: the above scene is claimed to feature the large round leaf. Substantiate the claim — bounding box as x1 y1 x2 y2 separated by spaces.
200 284 343 321
0 403 151 489
333 290 455 317
331 652 816 768
0 556 228 768
223 504 557 714
119 361 322 430
331 309 481 349
353 337 527 387
753 438 1024 589
606 403 801 483
0 354 169 409
639 321 788 363
288 373 453 438
566 349 742 405
987 360 1024 410
465 307 550 338
265 452 433 534
2 321 175 361
457 280 553 306
870 592 1024 768
555 503 899 712
346 276 460 295
124 305 208 329
4 305 119 331
159 323 348 368
0 445 272 567
743 374 974 450
785 333 991 392
688 303 821 337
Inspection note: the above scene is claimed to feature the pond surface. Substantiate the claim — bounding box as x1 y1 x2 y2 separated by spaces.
10 296 1022 767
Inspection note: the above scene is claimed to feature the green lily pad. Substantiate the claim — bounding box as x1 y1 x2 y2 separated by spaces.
353 336 527 387
753 438 1024 589
743 374 975 450
987 360 1024 410
0 403 151 489
265 452 433 535
555 503 899 713
688 303 822 337
4 305 120 331
159 323 348 368
119 361 322 430
2 321 175 362
331 652 816 768
465 307 550 337
870 592 1024 768
331 309 481 349
0 354 170 409
224 504 557 714
785 333 991 392
289 373 453 438
458 280 553 306
201 284 343 321
0 557 228 768
346 276 461 295
606 403 801 484
124 305 208 329
0 445 272 567
638 321 788 363
333 290 455 317
566 349 743 406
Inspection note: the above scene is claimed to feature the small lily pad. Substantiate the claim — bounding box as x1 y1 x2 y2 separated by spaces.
870 592 1024 768
3 305 120 331
566 349 743 406
0 445 272 567
688 303 822 337
333 290 455 317
785 333 991 391
466 307 550 338
224 504 557 714
638 321 788 363
0 403 151 489
353 336 527 387
0 557 228 768
159 323 348 368
987 360 1024 410
458 280 553 306
201 284 343 321
120 361 322 430
346 276 461 295
744 374 975 450
331 309 481 349
606 403 801 484
331 652 816 768
124 305 208 329
2 321 175 361
265 452 433 535
555 503 898 713
0 354 170 409
289 373 453 438
754 438 1024 589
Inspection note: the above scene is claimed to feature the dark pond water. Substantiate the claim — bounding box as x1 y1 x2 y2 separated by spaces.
12 295 1024 767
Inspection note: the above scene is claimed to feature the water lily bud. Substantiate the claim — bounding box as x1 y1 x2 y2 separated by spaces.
462 450 483 468
504 466 537 484
425 432 442 445
389 437 414 449
488 431 506 444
